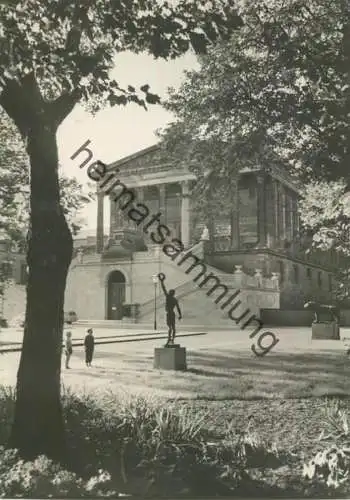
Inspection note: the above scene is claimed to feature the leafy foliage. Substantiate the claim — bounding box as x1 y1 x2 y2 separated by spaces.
0 386 295 497
160 0 350 244
0 447 117 498
299 180 350 254
167 0 349 182
0 0 241 132
0 110 94 247
303 399 350 492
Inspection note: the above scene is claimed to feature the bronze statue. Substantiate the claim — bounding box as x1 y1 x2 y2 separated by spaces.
158 273 182 345
304 301 339 323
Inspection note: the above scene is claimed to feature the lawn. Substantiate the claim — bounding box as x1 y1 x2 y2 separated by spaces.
55 343 350 400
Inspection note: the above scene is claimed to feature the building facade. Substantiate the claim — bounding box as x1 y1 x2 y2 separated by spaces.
64 143 339 326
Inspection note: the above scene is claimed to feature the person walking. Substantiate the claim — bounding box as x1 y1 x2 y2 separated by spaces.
84 328 95 367
65 331 73 369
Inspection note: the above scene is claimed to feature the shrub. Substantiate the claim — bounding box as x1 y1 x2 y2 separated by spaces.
61 389 251 496
303 399 350 494
0 447 118 498
0 386 15 445
0 386 284 497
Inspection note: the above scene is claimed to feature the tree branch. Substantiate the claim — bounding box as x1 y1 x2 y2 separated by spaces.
48 89 81 127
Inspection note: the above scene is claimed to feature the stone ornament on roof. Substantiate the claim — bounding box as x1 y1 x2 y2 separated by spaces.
200 226 210 241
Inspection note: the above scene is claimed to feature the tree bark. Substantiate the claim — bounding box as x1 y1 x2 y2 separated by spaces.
9 116 73 462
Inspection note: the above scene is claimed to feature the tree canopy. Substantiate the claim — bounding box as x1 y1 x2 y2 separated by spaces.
0 111 94 248
0 0 241 131
160 0 350 249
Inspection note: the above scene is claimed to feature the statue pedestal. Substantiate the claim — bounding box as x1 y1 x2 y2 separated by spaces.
154 345 187 371
312 321 340 340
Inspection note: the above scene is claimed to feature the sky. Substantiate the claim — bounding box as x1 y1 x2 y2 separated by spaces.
58 51 199 235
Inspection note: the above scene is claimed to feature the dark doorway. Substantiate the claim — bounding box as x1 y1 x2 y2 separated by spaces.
107 270 126 320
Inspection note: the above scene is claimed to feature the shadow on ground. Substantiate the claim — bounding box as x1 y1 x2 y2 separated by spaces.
61 346 350 400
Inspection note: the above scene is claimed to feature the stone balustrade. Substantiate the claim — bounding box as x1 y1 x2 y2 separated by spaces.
233 265 280 291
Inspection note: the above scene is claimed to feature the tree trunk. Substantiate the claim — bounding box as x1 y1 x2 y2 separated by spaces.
9 117 73 462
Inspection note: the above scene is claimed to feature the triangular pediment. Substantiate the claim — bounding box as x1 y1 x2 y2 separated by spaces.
107 143 172 177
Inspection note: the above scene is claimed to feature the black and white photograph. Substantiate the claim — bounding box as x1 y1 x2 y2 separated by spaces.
0 0 349 497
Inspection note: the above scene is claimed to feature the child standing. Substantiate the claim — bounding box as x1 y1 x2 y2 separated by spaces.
65 331 73 369
84 328 95 367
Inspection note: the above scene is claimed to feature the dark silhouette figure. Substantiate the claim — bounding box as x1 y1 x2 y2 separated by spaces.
158 273 182 345
84 328 95 367
304 301 339 323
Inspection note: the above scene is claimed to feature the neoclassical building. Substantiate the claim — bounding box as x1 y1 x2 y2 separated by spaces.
64 143 340 326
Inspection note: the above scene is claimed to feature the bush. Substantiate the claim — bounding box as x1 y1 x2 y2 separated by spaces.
303 399 350 494
0 386 15 446
0 448 117 498
62 389 235 496
0 386 289 497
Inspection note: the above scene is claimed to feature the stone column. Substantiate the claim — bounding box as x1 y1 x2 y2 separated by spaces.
181 181 190 248
230 179 240 249
281 185 287 241
257 174 267 247
159 184 166 218
109 191 124 244
136 187 144 232
96 189 104 253
109 195 117 235
273 180 279 245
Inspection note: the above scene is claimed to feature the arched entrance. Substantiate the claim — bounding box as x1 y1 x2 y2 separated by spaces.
107 270 126 320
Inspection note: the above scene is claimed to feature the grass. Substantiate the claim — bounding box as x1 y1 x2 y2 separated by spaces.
54 346 350 399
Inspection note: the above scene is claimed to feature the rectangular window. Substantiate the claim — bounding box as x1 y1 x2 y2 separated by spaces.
318 271 322 287
306 268 312 279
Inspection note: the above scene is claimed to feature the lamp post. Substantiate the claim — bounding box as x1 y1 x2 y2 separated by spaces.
152 274 158 331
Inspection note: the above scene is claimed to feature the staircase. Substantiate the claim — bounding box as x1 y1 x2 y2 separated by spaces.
136 242 250 328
